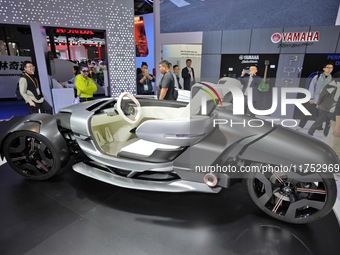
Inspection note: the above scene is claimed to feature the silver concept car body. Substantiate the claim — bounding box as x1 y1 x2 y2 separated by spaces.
1 79 338 224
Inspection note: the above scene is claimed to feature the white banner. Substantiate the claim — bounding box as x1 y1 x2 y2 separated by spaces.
0 56 31 98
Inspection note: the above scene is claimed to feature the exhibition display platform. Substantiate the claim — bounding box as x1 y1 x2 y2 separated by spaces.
0 116 339 255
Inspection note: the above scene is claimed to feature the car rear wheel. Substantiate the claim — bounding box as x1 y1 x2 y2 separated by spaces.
3 131 62 180
247 165 337 224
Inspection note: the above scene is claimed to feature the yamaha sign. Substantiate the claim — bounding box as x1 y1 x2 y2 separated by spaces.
239 55 259 64
271 31 319 48
271 31 319 43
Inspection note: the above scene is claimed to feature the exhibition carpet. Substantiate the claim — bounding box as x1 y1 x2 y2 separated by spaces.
0 99 28 120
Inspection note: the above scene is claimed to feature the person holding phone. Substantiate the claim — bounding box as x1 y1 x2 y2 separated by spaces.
137 62 155 95
239 66 261 117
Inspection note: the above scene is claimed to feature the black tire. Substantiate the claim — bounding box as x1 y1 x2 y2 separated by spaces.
247 166 337 224
3 131 62 180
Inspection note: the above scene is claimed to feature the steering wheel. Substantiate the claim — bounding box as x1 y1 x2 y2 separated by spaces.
116 92 141 124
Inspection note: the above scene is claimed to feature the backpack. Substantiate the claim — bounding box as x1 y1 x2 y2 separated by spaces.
173 89 178 101
318 82 337 112
16 82 24 100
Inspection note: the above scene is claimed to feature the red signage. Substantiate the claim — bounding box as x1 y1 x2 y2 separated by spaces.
55 29 94 35
271 31 319 43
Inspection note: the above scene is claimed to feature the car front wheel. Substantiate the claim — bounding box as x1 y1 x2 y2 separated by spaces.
3 131 62 180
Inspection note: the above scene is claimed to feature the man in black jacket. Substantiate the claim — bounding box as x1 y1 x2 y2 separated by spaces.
326 73 340 157
181 59 195 90
18 61 52 114
308 78 339 136
326 98 340 161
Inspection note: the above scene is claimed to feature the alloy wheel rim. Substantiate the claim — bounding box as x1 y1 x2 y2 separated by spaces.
7 135 54 177
252 170 327 221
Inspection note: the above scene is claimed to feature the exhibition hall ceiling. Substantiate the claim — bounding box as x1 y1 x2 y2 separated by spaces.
160 0 339 33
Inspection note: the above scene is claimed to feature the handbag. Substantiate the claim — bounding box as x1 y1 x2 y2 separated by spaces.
73 96 80 104
73 92 81 104
173 89 178 101
169 74 178 100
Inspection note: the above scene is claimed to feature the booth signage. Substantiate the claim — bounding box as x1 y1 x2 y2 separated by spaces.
55 29 94 35
238 55 259 64
0 56 31 98
271 31 319 48
180 50 201 57
327 54 340 66
0 56 31 74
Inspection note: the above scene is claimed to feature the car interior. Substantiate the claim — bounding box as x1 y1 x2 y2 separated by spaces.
89 86 221 162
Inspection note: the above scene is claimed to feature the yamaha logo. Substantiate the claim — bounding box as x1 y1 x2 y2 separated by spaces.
239 55 259 64
271 31 319 43
239 55 259 60
271 33 282 43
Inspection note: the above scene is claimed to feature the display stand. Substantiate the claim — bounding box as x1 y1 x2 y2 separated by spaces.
52 88 75 113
